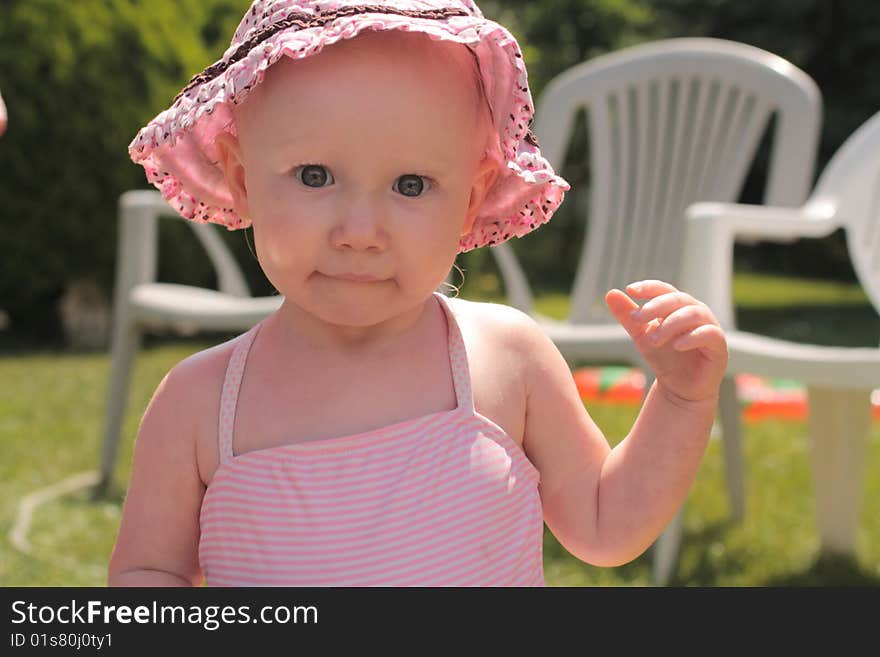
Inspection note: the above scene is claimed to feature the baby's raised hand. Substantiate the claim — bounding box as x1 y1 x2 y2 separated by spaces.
605 280 728 404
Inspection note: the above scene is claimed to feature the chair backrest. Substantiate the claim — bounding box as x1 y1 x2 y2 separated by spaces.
529 37 822 323
809 110 880 312
116 190 250 300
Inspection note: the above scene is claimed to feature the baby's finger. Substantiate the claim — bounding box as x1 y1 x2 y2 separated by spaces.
631 290 700 323
672 324 728 357
605 288 652 340
646 304 714 348
625 279 679 301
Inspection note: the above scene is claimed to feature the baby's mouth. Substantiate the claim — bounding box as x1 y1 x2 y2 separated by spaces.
321 271 388 284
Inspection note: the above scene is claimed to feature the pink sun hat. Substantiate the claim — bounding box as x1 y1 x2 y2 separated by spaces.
128 0 570 253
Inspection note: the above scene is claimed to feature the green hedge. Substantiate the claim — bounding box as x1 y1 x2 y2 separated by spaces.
0 0 252 340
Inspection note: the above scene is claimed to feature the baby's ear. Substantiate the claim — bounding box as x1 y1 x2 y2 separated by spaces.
215 131 250 221
461 153 500 237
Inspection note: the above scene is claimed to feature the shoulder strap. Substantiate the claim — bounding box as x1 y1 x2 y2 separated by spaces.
217 323 262 463
434 292 475 415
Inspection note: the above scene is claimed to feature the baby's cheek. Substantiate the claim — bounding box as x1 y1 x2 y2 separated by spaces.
252 224 306 276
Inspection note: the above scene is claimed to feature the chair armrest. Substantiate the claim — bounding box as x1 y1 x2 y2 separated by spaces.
187 222 250 297
679 200 839 329
117 190 250 300
687 200 839 241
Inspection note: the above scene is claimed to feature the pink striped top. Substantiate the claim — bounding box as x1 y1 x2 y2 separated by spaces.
198 293 545 586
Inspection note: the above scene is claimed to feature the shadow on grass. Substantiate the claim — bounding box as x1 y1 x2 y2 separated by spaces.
89 482 127 506
663 518 746 587
667 518 880 587
736 305 879 348
763 552 880 587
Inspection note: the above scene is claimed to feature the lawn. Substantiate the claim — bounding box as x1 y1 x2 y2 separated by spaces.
2 272 879 586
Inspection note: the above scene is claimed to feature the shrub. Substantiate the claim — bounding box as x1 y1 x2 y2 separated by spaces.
0 0 250 341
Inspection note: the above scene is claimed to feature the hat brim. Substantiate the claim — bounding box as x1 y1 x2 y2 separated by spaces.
129 11 569 252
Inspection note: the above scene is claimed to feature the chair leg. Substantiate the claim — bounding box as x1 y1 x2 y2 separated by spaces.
806 386 872 556
651 509 683 586
718 375 746 521
95 319 141 497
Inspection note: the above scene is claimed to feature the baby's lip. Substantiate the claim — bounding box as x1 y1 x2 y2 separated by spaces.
325 272 387 283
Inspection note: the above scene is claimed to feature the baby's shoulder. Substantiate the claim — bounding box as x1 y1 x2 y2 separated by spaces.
161 336 237 402
444 295 549 356
146 334 245 484
144 335 240 440
443 296 558 386
443 297 557 442
445 296 569 387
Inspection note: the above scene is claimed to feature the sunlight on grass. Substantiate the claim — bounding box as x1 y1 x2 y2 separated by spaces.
1 342 212 586
733 272 870 308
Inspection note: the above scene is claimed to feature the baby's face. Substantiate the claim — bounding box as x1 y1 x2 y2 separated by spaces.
220 30 496 329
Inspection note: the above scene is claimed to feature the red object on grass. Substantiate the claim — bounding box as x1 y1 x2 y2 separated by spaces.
571 367 880 422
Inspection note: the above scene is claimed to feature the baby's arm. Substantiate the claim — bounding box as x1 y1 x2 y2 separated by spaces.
107 359 210 586
0 88 6 137
519 281 727 566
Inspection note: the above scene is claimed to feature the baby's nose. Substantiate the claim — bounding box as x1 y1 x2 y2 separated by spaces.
329 196 388 252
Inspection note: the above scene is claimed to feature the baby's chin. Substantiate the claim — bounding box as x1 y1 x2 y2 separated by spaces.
286 281 432 335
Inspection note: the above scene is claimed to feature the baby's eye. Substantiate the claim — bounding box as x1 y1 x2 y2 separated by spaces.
295 164 334 188
393 174 430 197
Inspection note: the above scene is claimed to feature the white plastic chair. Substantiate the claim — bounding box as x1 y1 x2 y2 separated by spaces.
487 38 822 584
97 190 283 493
681 108 880 570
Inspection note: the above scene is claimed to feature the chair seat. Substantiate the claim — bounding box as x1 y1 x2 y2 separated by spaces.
727 330 880 389
130 283 283 332
536 315 642 365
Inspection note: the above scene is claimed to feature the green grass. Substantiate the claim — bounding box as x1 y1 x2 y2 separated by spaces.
2 272 879 586
732 272 871 308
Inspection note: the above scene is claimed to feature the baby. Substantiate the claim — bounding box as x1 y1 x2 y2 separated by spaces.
0 86 7 138
109 0 727 586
